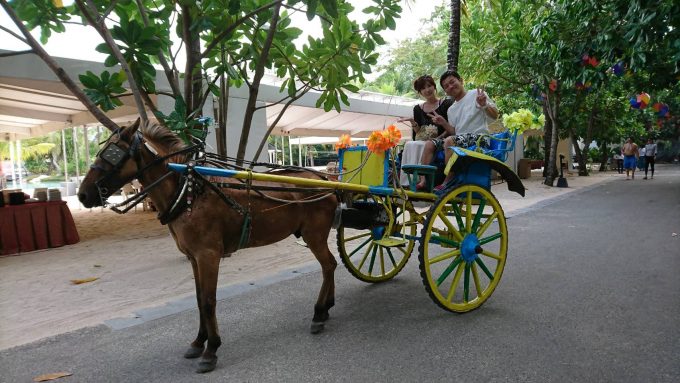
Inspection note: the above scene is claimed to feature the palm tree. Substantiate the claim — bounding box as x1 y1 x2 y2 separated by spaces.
448 0 462 70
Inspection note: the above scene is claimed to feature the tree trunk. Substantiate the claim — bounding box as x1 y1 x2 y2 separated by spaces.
542 101 552 178
447 0 461 71
571 132 587 175
216 73 229 156
181 4 203 117
599 141 608 171
236 1 282 164
544 80 560 186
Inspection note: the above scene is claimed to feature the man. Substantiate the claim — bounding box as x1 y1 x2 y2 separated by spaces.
622 137 639 180
418 70 499 191
643 138 657 179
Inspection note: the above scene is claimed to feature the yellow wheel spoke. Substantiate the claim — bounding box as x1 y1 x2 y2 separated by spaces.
446 261 465 302
427 249 461 265
472 263 483 299
357 242 373 270
465 192 472 234
481 250 501 261
477 211 498 237
344 232 371 242
437 211 463 242
379 247 385 276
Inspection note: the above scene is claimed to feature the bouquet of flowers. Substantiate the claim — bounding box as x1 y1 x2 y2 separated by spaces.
334 134 353 151
366 125 402 154
502 109 545 134
414 124 439 141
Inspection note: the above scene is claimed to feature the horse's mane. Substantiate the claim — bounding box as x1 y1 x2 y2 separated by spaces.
140 122 188 163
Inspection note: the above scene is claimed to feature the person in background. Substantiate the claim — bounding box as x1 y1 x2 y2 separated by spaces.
397 75 453 187
643 137 657 179
622 137 639 180
421 69 498 191
637 146 646 171
613 151 623 174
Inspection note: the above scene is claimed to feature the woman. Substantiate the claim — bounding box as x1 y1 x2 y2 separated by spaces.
397 75 453 188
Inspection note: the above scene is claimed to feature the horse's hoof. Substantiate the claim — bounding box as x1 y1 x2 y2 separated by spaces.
183 345 204 359
196 356 217 373
310 321 325 334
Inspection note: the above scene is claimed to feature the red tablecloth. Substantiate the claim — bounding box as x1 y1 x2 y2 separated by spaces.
0 201 80 256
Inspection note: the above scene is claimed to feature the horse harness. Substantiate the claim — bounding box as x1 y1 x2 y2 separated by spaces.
94 130 339 250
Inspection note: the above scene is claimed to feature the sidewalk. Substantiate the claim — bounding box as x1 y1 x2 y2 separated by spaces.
0 168 620 350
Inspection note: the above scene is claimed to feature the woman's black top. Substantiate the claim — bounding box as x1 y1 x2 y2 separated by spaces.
411 98 454 140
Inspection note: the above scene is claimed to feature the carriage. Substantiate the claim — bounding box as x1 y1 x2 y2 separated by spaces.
168 129 525 313
78 121 524 372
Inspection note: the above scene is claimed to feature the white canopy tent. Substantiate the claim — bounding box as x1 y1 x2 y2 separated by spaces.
0 51 418 184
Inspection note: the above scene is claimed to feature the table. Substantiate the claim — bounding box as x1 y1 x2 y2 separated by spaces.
0 201 80 256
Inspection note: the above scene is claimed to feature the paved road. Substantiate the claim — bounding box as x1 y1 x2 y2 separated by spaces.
2 166 679 382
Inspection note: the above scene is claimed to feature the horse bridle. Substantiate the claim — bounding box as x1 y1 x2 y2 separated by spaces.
91 130 146 205
91 129 202 213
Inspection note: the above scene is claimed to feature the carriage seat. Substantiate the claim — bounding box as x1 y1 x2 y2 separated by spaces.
401 130 517 192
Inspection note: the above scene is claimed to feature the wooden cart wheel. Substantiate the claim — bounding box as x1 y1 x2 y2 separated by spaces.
418 184 507 312
337 197 418 283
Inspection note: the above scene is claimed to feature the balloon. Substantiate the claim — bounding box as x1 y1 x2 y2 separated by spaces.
612 61 625 76
630 97 641 109
637 92 650 104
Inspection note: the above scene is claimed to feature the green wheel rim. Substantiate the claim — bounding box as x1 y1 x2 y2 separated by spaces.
418 184 507 312
337 197 418 283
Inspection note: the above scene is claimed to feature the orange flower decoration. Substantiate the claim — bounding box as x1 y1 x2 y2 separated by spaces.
335 134 352 151
367 130 389 153
381 124 402 147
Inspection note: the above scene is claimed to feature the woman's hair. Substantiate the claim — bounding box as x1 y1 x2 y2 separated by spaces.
439 70 462 87
413 75 436 93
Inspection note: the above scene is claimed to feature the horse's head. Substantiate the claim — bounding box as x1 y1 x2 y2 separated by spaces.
78 119 144 207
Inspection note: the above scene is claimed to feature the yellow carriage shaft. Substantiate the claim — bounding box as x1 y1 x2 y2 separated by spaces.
166 164 436 201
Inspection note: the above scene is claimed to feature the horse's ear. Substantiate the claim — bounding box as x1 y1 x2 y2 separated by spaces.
122 118 141 139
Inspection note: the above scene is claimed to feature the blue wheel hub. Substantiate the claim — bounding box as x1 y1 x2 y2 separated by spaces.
371 226 385 239
461 234 481 263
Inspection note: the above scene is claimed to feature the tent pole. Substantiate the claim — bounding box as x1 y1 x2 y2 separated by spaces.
17 139 23 186
73 126 80 184
62 129 68 182
9 139 16 188
280 135 285 165
83 126 89 170
288 135 293 166
298 137 302 167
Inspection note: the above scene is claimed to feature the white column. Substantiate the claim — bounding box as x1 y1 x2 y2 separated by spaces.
288 136 293 166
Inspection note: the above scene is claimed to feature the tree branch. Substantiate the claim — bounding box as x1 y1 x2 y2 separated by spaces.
250 87 311 165
76 0 149 125
0 0 119 131
200 0 282 59
0 24 28 44
236 1 282 163
134 0 181 98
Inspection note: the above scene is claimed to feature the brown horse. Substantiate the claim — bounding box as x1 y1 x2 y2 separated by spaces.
78 120 338 373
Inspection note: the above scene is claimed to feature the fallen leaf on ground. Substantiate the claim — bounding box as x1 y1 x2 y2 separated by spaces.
70 277 99 285
673 233 677 237
33 371 72 381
